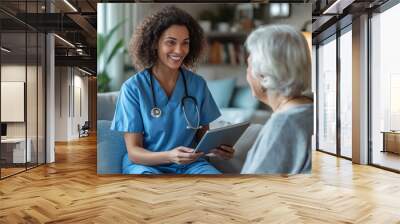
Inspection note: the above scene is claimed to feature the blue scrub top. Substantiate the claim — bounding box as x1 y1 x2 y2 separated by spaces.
110 68 221 152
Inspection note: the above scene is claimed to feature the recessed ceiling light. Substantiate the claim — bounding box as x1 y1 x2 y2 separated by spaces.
54 34 75 48
1 47 11 53
63 0 78 12
78 67 93 76
322 0 351 15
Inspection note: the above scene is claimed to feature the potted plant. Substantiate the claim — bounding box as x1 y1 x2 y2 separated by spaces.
97 20 126 92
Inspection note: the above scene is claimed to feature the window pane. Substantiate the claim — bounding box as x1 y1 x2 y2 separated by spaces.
371 3 400 171
340 29 352 158
318 37 337 154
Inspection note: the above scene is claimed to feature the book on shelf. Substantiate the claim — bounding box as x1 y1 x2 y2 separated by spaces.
207 40 246 66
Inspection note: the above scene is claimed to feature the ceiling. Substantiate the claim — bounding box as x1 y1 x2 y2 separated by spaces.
0 0 98 73
1 0 392 73
311 0 390 43
1 0 311 74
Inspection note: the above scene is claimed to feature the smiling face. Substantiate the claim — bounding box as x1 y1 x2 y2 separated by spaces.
156 25 190 71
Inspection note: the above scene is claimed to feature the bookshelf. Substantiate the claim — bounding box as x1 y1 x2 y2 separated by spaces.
204 31 248 66
206 31 247 40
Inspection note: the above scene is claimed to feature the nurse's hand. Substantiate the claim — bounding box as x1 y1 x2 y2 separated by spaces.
168 146 204 165
207 145 235 160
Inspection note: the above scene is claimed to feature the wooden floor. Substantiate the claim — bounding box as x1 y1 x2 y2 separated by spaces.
1 135 400 223
372 150 400 171
1 163 45 178
1 167 26 178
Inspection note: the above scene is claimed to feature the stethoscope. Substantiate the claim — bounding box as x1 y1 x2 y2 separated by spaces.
148 68 202 130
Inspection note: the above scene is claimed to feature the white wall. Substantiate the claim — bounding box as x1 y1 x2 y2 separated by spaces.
55 67 89 141
1 65 38 137
72 73 89 138
55 67 68 141
1 64 46 164
1 66 26 132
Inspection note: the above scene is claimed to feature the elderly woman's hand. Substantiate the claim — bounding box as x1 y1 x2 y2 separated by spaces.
207 145 235 160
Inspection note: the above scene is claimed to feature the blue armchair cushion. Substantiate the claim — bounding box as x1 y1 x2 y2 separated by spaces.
230 86 260 109
97 91 119 121
97 120 126 174
207 78 236 108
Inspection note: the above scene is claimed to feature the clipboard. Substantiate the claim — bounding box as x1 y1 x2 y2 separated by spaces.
194 121 250 154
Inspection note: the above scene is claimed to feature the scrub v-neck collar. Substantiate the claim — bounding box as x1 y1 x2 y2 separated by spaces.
146 68 184 107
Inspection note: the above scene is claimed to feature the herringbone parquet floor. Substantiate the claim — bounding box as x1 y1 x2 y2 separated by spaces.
1 134 400 223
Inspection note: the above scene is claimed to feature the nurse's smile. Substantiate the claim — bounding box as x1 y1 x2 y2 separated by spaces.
168 54 183 63
156 25 190 71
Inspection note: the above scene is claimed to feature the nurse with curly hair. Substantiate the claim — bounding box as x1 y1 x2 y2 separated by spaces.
111 6 234 174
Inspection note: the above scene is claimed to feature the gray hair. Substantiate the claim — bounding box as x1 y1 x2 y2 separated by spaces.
245 25 311 97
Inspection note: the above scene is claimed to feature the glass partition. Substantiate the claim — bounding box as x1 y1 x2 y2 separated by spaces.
317 36 337 155
0 1 46 179
371 3 400 171
1 30 28 177
339 28 352 158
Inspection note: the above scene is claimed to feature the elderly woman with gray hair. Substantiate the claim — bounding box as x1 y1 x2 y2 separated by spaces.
241 25 313 174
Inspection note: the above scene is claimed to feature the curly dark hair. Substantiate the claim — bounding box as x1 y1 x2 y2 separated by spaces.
129 6 205 71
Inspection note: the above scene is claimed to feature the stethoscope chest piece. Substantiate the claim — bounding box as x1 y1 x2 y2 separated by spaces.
148 68 199 128
151 107 162 118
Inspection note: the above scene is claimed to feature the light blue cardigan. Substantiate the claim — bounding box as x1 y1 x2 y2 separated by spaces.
241 104 313 174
